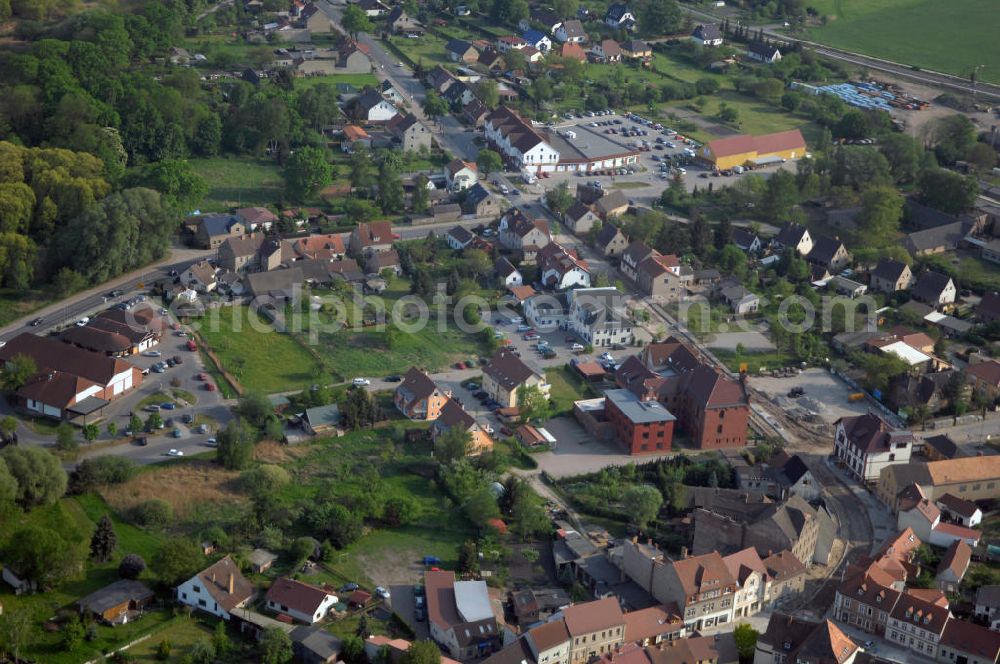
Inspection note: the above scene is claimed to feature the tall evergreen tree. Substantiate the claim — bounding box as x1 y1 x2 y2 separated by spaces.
90 514 117 562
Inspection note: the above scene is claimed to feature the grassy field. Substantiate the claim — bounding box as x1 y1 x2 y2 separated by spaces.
126 616 215 662
189 157 285 212
388 34 451 68
713 348 797 374
196 305 320 393
805 0 1000 84
546 366 597 416
0 288 52 327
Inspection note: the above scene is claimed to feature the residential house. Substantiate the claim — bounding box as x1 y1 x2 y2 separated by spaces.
834 413 914 484
443 81 476 108
923 434 961 462
289 234 347 261
807 236 852 273
555 19 587 43
604 3 636 30
720 285 760 315
446 225 475 251
885 595 951 658
594 190 630 220
763 550 809 606
266 577 338 624
974 585 1000 627
379 79 405 104
510 588 571 625
562 598 626 663
431 398 494 455
446 38 479 63
301 3 333 32
592 39 623 62
495 258 523 290
598 388 676 454
620 241 682 300
477 48 504 71
935 540 971 593
498 208 551 259
936 620 1000 664
180 260 218 293
349 88 397 122
395 367 450 420
342 124 372 151
538 242 591 290
594 224 629 257
463 183 500 217
349 221 394 257
445 159 478 192
387 113 432 152
655 551 737 631
77 580 154 625
427 66 456 94
218 235 266 273
521 7 562 33
292 626 342 664
521 29 552 52
463 99 491 127
236 206 278 232
425 570 500 660
622 604 685 646
769 452 821 501
691 24 723 47
191 213 245 249
496 35 527 53
525 621 571 664
366 249 401 276
484 107 560 174
559 42 588 62
176 556 254 620
385 6 423 35
620 40 651 59
754 613 859 664
935 493 982 530
482 349 549 408
336 40 372 73
966 360 1000 400
303 404 343 436
772 222 813 256
902 222 967 257
870 259 916 294
731 228 761 254
878 456 1000 511
565 287 633 347
911 271 957 308
746 41 781 63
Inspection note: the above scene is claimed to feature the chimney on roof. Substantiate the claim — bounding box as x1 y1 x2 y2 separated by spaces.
681 546 688 559
632 536 638 544
211 572 216 583
228 573 234 594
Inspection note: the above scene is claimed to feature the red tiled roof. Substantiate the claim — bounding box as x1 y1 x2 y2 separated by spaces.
562 597 625 636
265 577 332 617
706 129 806 159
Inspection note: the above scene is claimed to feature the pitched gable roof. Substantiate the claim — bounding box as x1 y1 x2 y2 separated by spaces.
483 349 540 390
266 577 333 616
912 270 954 301
872 258 910 283
192 555 254 612
562 597 625 635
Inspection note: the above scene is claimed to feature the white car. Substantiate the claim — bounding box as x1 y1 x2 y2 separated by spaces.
75 317 90 327
205 438 218 447
166 449 184 457
517 324 531 332
143 350 162 357
599 352 614 361
571 343 585 351
374 586 391 599
352 378 371 387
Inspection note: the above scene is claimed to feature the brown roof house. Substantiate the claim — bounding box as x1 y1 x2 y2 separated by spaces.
395 367 451 420
498 208 551 262
482 348 549 408
935 539 971 593
563 201 601 235
388 113 432 152
177 555 255 620
870 258 915 294
265 577 338 625
431 398 495 455
349 221 395 257
236 206 279 232
755 612 858 664
425 570 500 660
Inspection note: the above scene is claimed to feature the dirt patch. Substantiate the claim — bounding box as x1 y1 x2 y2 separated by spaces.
354 546 427 586
254 440 310 464
101 461 246 519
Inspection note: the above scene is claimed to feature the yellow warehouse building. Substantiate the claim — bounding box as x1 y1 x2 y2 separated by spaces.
699 128 807 171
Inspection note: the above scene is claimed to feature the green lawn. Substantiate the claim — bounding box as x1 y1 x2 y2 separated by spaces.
189 157 285 212
126 616 215 662
196 305 320 393
805 0 1000 83
546 366 597 416
296 72 380 90
387 34 451 67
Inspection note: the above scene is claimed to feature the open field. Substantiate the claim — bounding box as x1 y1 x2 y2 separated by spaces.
126 617 216 662
546 367 597 416
100 461 246 520
805 0 1000 84
0 288 52 327
196 305 319 393
189 157 285 212
296 72 380 90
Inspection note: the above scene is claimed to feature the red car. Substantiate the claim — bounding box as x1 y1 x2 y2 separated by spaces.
186 340 197 351
454 362 465 369
204 382 216 391
500 426 513 437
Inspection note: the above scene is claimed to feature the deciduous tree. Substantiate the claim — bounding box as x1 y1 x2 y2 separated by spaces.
0 446 67 508
285 147 332 203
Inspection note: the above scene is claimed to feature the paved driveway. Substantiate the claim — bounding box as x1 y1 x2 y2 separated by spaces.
751 368 869 425
387 584 428 640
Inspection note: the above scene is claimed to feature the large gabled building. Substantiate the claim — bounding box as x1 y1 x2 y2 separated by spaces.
485 107 560 173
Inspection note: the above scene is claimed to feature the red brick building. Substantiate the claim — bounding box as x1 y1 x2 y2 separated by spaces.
603 388 676 454
615 337 750 449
